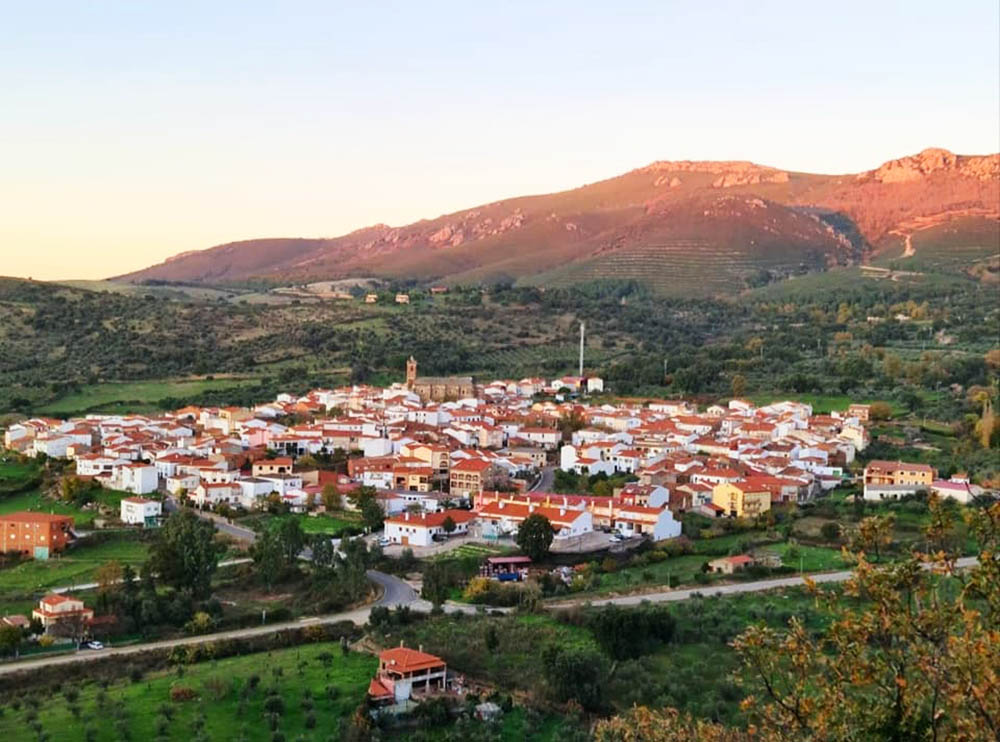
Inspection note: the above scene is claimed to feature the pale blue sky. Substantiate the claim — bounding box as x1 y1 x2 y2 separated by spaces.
2 1 998 279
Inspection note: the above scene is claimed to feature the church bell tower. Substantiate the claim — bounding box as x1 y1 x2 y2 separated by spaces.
406 356 418 389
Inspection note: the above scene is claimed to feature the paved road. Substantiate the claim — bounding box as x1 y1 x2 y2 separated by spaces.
0 569 416 677
547 556 980 609
530 466 556 492
3 558 978 675
8 503 976 675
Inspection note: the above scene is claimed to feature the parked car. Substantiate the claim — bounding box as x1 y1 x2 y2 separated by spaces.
377 537 391 547
84 641 104 650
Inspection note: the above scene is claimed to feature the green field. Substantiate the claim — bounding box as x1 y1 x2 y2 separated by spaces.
240 512 364 537
0 457 41 495
37 376 263 415
0 640 376 741
431 543 511 563
0 489 101 528
0 536 148 596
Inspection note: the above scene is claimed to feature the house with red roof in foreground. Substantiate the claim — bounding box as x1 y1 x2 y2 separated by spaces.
368 643 448 705
31 593 94 631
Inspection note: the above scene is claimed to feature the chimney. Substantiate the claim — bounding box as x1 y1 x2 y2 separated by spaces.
418 644 424 653
399 640 404 647
560 508 566 516
405 512 410 521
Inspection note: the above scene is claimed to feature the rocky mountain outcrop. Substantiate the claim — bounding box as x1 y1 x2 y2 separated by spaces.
862 148 1000 183
117 147 998 289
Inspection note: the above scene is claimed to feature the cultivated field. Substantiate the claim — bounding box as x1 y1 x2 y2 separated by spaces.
0 641 377 741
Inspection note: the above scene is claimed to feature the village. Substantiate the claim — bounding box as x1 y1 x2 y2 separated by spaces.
0 357 995 738
2 355 984 564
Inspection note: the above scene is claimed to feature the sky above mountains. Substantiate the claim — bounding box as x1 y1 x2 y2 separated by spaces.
3 0 998 280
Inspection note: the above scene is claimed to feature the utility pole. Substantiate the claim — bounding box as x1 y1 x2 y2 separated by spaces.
579 321 585 377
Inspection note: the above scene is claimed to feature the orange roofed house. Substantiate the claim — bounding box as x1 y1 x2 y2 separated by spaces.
863 460 936 501
368 644 448 705
0 512 74 558
32 593 94 631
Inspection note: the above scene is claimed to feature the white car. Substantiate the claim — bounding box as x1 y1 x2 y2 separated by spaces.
85 641 104 650
377 537 391 547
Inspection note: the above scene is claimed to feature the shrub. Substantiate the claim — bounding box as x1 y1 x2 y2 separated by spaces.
170 685 198 702
820 522 841 541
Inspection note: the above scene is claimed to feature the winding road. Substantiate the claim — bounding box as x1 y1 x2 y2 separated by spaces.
2 503 978 677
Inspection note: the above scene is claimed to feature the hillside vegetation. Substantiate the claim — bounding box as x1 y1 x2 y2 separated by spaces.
117 148 998 295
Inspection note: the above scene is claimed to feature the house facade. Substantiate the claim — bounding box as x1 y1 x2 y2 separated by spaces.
383 509 476 547
32 594 94 631
0 512 74 557
120 497 162 526
711 482 772 518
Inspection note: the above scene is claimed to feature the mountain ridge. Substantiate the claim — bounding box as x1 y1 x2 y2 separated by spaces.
116 148 1000 294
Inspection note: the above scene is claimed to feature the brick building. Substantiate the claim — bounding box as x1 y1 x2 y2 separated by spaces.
0 512 75 558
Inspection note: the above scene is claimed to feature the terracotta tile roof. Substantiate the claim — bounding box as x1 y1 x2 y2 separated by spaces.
0 512 74 524
379 646 446 673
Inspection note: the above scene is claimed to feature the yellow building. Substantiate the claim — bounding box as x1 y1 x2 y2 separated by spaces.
711 481 772 518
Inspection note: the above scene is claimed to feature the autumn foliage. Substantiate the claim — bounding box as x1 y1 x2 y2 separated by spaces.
595 499 1000 742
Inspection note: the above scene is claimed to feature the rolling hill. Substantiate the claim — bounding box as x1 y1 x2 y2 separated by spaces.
117 148 999 295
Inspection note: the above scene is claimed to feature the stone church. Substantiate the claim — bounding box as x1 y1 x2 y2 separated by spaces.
405 357 475 402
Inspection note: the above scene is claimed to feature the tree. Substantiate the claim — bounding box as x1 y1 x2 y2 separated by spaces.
360 495 384 532
321 483 341 511
147 510 223 598
251 527 286 592
441 516 456 536
310 534 336 570
0 624 22 658
276 518 306 564
869 401 893 421
420 561 452 607
819 521 840 541
541 644 609 711
731 373 747 399
516 514 554 562
50 612 90 648
95 560 123 597
850 513 895 563
596 503 1000 741
595 707 748 742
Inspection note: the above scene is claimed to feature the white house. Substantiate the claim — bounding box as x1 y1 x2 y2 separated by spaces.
612 505 681 541
166 473 200 495
75 454 128 477
237 477 277 510
257 474 303 496
383 509 477 547
476 501 593 540
518 428 562 449
559 445 616 476
120 497 162 526
114 463 158 495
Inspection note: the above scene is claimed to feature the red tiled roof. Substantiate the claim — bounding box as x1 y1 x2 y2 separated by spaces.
379 646 446 673
384 509 477 529
0 512 74 525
